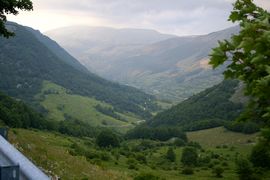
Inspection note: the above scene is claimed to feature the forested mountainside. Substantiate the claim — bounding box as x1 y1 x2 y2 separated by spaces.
26 27 89 74
0 91 48 129
126 80 249 140
46 26 239 101
0 22 158 119
149 80 243 128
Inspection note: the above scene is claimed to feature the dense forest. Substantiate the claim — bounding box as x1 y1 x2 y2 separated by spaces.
0 91 49 129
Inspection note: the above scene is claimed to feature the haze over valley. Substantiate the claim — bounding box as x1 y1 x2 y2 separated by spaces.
46 26 239 101
1 0 270 179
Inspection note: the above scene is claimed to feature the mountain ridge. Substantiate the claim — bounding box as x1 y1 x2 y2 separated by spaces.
46 25 240 101
0 22 158 121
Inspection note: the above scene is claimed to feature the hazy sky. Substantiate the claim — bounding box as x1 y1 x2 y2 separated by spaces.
7 0 270 36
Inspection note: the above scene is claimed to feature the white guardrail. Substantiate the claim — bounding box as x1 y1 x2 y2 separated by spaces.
0 134 50 180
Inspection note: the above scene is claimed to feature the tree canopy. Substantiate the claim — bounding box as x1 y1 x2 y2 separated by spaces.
210 0 270 124
0 0 33 37
96 130 120 148
181 146 198 166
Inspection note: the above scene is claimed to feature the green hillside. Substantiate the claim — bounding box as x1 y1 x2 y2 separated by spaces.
187 127 257 148
8 127 267 180
148 80 244 130
37 81 141 131
9 129 129 180
0 22 158 119
0 80 266 180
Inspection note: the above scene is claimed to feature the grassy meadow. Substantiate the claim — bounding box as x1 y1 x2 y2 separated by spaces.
36 81 142 132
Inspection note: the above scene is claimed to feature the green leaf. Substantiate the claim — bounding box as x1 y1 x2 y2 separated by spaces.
229 11 240 22
250 55 264 64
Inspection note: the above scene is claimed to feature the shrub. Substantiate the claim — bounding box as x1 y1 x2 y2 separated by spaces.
212 160 220 166
212 166 224 178
250 140 270 168
134 173 160 180
128 164 137 170
166 147 176 162
99 152 111 161
182 167 194 175
221 162 228 167
222 145 228 149
208 162 214 168
135 153 147 164
96 130 120 148
198 155 211 165
174 138 186 147
85 150 99 160
236 157 254 180
187 141 202 149
181 147 198 166
133 140 156 151
127 158 137 165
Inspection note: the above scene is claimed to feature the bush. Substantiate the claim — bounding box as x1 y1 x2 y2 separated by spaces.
166 147 176 162
212 166 224 178
236 157 254 180
250 140 270 168
221 162 228 167
133 140 156 151
222 145 228 149
182 167 194 175
212 160 220 166
174 138 186 147
181 147 198 166
135 153 147 164
96 130 120 148
187 141 202 149
127 158 137 165
85 150 100 160
127 158 138 170
198 155 211 165
134 173 160 180
126 125 187 141
128 164 137 170
99 152 111 161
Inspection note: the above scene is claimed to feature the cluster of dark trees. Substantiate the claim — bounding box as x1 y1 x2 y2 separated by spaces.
96 130 121 148
0 91 51 129
126 125 187 141
182 119 227 132
95 104 126 122
58 119 101 138
224 121 260 134
182 119 259 134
